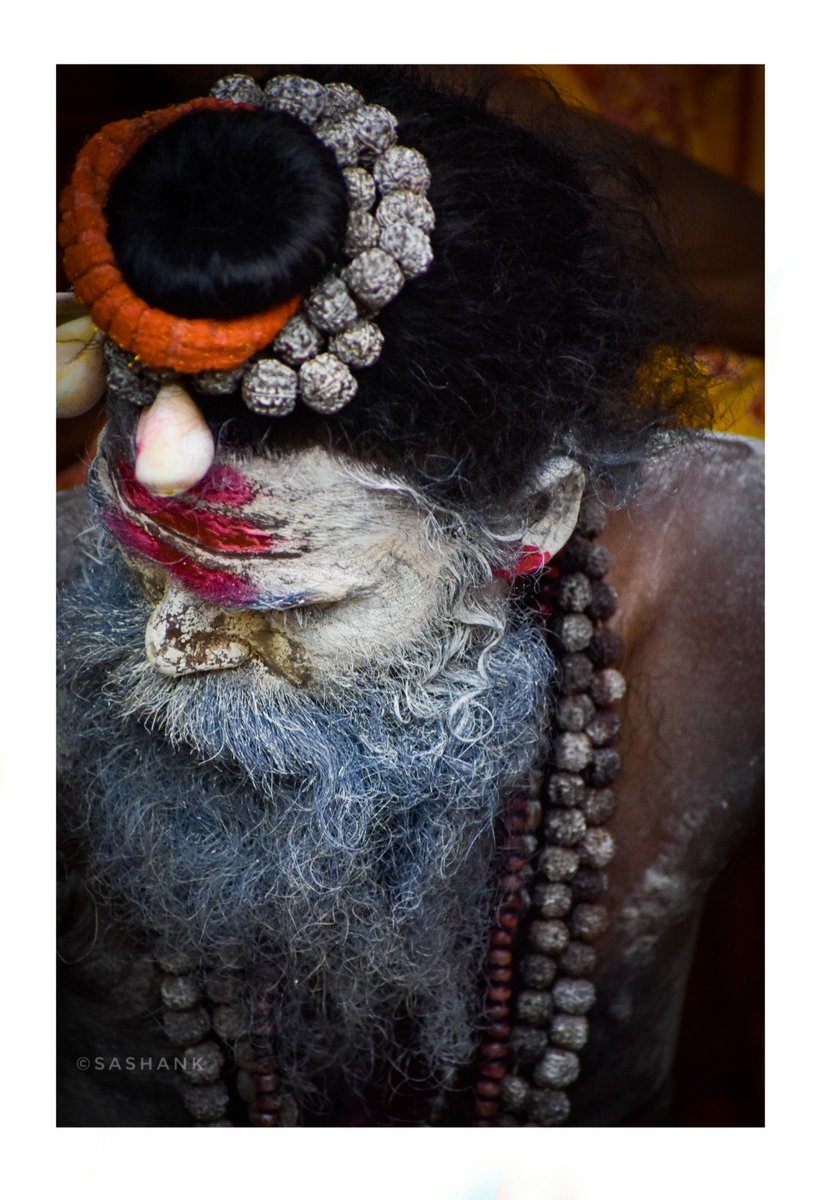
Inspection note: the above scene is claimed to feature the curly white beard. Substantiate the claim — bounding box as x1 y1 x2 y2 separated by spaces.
58 535 554 1113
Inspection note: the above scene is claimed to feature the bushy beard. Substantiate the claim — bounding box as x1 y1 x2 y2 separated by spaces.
58 534 554 1113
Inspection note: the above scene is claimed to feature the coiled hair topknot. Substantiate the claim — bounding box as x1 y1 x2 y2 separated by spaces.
106 107 348 319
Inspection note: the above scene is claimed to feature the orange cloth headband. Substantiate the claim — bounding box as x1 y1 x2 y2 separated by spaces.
58 98 301 373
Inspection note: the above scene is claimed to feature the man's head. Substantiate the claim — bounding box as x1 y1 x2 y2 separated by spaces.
90 431 585 684
62 66 706 512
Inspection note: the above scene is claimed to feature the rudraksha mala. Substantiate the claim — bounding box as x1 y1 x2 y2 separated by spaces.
154 946 235 1125
156 950 298 1126
155 495 625 1127
471 496 625 1126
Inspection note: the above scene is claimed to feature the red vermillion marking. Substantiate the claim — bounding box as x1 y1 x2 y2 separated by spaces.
117 460 284 555
102 507 259 606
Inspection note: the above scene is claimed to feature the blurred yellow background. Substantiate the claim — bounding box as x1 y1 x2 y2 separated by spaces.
531 65 764 440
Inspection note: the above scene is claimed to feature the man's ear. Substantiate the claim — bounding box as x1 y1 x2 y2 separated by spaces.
520 457 585 560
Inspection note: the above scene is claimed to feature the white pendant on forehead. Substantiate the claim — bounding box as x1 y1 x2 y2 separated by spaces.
134 383 215 496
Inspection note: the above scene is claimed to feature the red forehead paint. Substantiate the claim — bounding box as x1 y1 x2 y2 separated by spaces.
103 507 259 606
186 463 256 508
117 460 282 555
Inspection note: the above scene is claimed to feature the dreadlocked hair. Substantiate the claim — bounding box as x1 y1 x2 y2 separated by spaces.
103 65 713 514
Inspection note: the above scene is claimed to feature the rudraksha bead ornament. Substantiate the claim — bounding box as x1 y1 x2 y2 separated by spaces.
155 944 235 1126
218 72 435 418
156 943 301 1128
95 73 436 419
473 496 626 1127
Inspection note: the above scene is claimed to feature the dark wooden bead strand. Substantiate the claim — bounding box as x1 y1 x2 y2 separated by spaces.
245 984 287 1127
470 786 541 1125
491 505 626 1127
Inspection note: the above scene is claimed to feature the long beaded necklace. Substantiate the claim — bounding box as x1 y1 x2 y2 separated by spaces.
471 495 625 1126
155 495 625 1127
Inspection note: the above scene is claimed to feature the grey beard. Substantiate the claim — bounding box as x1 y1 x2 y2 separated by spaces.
58 538 554 1112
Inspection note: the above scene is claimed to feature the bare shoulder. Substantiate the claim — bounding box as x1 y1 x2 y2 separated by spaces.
569 434 763 1124
603 433 763 754
605 431 763 639
602 430 764 893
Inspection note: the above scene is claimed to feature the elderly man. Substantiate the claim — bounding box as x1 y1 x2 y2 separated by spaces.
57 66 763 1127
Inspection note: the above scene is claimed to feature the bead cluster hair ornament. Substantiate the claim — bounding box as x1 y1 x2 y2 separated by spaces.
59 73 436 421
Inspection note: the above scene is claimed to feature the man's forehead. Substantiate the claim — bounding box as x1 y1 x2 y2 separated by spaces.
112 442 427 539
96 442 444 611
227 445 422 526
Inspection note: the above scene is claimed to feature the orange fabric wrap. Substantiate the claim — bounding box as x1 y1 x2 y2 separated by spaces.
59 97 302 372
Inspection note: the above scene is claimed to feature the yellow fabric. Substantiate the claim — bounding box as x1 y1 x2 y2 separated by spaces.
528 66 764 439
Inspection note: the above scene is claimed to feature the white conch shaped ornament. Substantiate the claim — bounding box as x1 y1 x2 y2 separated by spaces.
56 305 107 418
134 383 215 497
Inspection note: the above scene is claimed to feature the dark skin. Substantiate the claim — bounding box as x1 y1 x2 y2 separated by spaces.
577 433 763 1123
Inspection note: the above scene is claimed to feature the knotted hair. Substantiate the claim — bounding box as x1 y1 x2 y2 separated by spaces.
107 107 348 318
94 65 711 512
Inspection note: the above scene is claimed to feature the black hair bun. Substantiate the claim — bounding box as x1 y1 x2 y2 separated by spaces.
106 107 349 319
